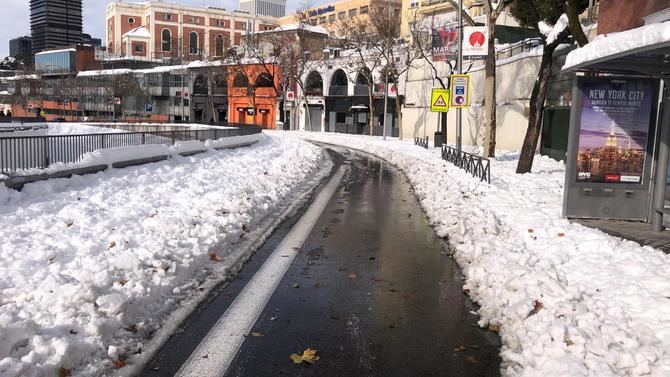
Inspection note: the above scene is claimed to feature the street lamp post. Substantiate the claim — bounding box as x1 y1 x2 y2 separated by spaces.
456 0 463 152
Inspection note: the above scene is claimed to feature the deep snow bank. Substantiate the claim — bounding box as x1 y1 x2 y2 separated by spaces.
0 133 328 376
290 131 670 377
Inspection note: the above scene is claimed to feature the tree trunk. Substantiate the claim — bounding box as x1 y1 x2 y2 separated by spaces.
368 84 375 136
393 79 402 140
567 0 589 47
516 44 557 174
483 15 497 158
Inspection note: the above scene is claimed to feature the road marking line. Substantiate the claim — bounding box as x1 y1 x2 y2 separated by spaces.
175 166 346 377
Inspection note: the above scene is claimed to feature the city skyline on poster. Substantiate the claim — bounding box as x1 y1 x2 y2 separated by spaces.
576 79 653 184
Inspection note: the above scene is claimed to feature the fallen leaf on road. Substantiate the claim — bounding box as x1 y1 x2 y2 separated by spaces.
314 281 321 288
290 348 319 365
454 346 466 352
488 324 499 333
292 283 300 288
348 273 357 279
250 332 264 337
466 356 478 364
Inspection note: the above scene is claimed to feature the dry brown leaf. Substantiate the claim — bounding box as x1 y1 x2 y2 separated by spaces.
107 241 116 250
48 255 56 264
466 355 478 364
558 232 566 237
527 300 544 318
527 229 534 233
208 252 223 262
292 283 300 288
119 279 128 286
112 359 126 369
488 324 499 333
564 339 575 346
290 348 319 365
250 332 264 337
454 346 466 352
58 367 71 377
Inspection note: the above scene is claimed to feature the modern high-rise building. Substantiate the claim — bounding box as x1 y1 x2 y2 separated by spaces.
9 36 33 58
240 0 286 18
30 0 83 54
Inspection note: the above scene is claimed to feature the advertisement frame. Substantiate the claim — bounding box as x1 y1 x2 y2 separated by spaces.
449 74 471 108
431 25 458 62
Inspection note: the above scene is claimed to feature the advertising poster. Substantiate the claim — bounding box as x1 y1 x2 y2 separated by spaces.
462 27 488 56
576 78 653 184
431 26 457 61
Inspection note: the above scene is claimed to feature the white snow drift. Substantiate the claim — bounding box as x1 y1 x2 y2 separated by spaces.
289 131 670 377
0 133 327 376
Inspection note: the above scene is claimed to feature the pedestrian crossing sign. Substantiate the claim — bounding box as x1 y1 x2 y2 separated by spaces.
431 88 450 112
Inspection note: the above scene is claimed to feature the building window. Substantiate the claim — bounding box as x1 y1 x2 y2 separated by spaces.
360 6 369 14
319 16 326 24
328 14 336 21
134 43 143 53
188 16 199 23
349 9 357 17
216 19 226 27
215 34 224 56
394 8 401 18
189 32 198 54
128 17 136 24
162 14 172 21
183 98 190 106
410 1 419 8
338 11 346 19
162 29 171 52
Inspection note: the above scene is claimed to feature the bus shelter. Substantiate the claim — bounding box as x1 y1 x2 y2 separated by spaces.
561 21 670 231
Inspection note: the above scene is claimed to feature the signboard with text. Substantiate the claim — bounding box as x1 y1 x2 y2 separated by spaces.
431 26 457 62
575 77 654 184
430 88 450 113
462 27 489 56
449 75 471 108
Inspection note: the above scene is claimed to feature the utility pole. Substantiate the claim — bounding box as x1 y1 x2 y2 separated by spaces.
456 0 463 152
382 0 391 141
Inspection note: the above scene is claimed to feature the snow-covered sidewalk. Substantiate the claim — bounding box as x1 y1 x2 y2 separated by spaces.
290 131 670 377
0 133 328 376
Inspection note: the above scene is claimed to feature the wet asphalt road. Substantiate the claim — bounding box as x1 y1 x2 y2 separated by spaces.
142 146 501 377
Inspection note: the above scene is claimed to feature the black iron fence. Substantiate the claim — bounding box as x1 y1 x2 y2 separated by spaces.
0 125 261 175
414 136 428 149
441 145 491 184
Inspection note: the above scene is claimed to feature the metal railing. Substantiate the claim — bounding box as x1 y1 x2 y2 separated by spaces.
0 125 261 175
494 38 543 61
414 136 428 149
441 145 490 184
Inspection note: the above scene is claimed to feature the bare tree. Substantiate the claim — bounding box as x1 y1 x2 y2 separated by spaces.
514 0 588 173
112 73 145 120
483 0 514 158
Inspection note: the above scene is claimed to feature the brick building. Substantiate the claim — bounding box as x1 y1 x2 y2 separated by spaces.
105 1 277 62
598 0 670 34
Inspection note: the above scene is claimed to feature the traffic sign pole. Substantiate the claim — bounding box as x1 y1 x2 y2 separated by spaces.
456 0 463 152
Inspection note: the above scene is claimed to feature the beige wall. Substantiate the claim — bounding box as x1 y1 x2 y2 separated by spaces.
401 51 543 151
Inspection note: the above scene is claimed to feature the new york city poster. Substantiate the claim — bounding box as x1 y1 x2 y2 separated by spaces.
576 78 653 184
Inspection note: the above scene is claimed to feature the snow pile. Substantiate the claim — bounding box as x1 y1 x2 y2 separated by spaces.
564 21 670 70
545 14 568 45
288 131 670 377
0 133 327 376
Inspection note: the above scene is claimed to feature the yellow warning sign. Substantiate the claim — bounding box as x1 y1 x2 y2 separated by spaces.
431 88 450 112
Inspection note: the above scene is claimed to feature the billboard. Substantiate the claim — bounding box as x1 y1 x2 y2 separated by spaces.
575 78 654 184
462 27 488 56
431 26 457 61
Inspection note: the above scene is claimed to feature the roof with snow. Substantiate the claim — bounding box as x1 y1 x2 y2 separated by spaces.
257 23 329 35
123 26 151 39
563 21 670 75
77 69 133 77
35 48 76 56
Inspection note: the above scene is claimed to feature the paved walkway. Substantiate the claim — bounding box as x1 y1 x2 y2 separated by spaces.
143 146 501 376
576 219 670 253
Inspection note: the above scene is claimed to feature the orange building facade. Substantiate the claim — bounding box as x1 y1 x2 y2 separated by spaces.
227 64 281 129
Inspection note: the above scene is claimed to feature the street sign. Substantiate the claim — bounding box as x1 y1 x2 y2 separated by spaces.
114 97 121 105
431 88 450 113
146 103 153 112
449 75 471 108
286 91 295 101
463 27 489 56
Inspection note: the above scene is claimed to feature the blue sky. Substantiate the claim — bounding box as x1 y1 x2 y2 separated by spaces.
0 0 325 58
